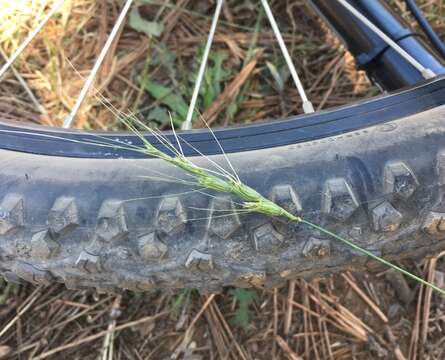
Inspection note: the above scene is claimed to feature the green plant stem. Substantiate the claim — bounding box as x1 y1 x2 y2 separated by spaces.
299 219 445 296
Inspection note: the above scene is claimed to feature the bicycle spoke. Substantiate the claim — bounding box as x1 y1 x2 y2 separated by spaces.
0 0 66 81
336 0 435 79
0 48 47 116
63 0 134 128
260 0 314 114
181 0 224 130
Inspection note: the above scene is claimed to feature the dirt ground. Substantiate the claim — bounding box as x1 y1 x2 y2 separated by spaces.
1 0 445 359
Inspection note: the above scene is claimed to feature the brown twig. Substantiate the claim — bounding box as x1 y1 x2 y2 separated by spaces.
341 273 388 323
275 335 303 360
284 280 296 336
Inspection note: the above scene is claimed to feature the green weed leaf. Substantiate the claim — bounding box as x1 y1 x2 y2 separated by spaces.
147 106 171 126
129 7 163 37
142 80 188 122
171 289 192 319
208 51 229 95
229 288 257 330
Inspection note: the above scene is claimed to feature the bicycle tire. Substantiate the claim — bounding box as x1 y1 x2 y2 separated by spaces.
1 77 445 292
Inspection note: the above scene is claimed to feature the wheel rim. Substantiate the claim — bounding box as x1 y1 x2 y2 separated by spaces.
0 0 443 133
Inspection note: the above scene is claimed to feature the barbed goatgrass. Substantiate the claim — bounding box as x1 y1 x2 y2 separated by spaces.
102 111 445 297
57 64 445 296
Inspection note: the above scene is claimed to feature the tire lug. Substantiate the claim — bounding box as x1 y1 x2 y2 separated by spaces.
0 194 24 235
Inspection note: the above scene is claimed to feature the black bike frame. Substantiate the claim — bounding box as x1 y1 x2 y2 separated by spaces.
309 0 445 91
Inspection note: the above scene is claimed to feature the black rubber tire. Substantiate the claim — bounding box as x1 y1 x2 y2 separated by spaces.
2 78 445 292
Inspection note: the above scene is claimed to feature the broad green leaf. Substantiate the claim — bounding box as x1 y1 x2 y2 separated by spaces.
143 81 188 118
147 106 170 124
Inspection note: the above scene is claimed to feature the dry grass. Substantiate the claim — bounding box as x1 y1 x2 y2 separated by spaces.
0 0 376 129
1 260 445 359
1 0 445 359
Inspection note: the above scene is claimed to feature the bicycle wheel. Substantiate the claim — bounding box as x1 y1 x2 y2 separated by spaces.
1 0 445 292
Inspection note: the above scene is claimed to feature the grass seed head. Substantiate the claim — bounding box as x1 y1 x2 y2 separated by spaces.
198 174 234 193
231 181 263 202
144 144 167 159
173 157 208 178
244 199 300 221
